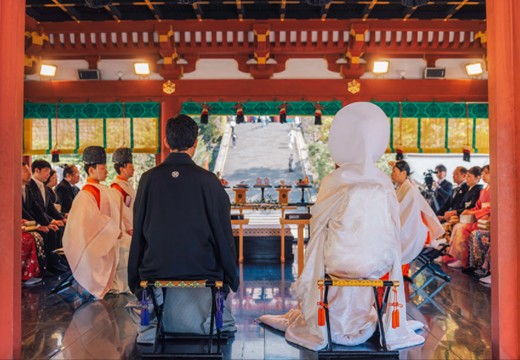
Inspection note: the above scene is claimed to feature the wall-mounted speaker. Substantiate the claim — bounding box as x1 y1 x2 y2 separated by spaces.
424 67 446 79
78 69 101 80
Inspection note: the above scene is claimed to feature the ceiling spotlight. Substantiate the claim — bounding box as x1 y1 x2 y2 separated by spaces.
465 62 484 76
373 60 389 74
40 64 57 77
401 0 429 7
134 62 150 76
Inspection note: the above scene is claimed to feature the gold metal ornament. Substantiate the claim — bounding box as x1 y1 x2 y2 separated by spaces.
162 80 176 95
347 80 361 94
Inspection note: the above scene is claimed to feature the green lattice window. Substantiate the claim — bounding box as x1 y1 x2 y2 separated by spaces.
23 102 160 155
375 102 489 154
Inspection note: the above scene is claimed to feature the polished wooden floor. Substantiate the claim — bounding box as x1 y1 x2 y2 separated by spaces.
21 255 491 359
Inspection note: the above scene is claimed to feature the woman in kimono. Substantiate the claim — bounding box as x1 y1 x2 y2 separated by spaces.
258 102 425 351
448 165 491 269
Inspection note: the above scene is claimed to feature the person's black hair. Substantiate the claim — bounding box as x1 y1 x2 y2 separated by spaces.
114 163 129 175
22 162 27 166
395 160 413 176
456 166 468 175
84 164 97 176
166 115 199 151
63 165 76 178
31 159 51 174
44 169 56 186
435 164 447 173
468 166 482 178
481 164 490 172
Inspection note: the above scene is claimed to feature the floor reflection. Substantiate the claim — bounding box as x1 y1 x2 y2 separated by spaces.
22 256 491 359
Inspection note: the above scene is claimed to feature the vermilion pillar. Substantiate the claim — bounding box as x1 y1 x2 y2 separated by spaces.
160 97 182 161
487 1 520 358
0 0 24 358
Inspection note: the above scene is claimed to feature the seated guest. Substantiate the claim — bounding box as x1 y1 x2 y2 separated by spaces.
129 115 239 340
62 146 124 299
55 164 80 215
433 164 453 213
437 166 468 220
31 161 68 273
21 219 42 286
258 103 424 351
468 228 491 282
441 166 483 222
391 160 444 269
29 160 65 227
22 162 63 274
448 165 491 268
45 169 61 214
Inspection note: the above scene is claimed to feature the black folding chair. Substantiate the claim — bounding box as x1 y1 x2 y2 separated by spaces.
317 275 400 359
139 279 227 359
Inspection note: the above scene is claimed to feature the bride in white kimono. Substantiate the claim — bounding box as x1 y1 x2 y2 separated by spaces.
258 102 425 351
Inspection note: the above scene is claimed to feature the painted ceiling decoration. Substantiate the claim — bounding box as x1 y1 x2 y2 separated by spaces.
26 1 486 23
24 18 487 79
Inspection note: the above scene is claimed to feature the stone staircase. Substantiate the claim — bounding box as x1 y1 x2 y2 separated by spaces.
221 122 316 227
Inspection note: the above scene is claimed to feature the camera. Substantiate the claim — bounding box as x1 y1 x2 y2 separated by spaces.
423 169 435 191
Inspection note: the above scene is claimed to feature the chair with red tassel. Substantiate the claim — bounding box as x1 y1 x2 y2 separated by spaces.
316 275 400 359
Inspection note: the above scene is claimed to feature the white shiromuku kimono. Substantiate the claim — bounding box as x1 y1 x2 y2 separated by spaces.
110 177 135 294
396 179 445 264
62 181 121 299
258 102 425 351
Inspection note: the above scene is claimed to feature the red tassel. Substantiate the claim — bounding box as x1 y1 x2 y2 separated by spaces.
389 286 402 329
318 307 326 326
317 284 326 327
392 309 400 328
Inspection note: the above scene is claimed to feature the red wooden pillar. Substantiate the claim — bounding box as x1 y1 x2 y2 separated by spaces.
487 1 520 358
160 97 182 161
0 0 24 358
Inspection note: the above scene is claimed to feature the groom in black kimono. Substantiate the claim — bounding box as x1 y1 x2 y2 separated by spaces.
128 114 239 337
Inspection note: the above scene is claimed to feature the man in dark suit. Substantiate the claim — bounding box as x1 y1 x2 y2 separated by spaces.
28 160 67 273
129 115 239 338
441 166 483 220
437 166 469 220
22 162 63 274
29 160 65 225
55 164 80 214
433 164 453 212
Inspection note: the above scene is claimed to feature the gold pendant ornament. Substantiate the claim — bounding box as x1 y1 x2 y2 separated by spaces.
163 80 176 95
347 80 361 94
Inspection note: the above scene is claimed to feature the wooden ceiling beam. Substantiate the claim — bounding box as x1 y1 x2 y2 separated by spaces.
445 0 471 20
236 0 244 21
280 0 287 22
360 0 389 21
321 2 332 21
104 5 123 22
37 18 485 33
192 2 203 22
50 0 81 23
144 0 163 22
24 79 489 104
